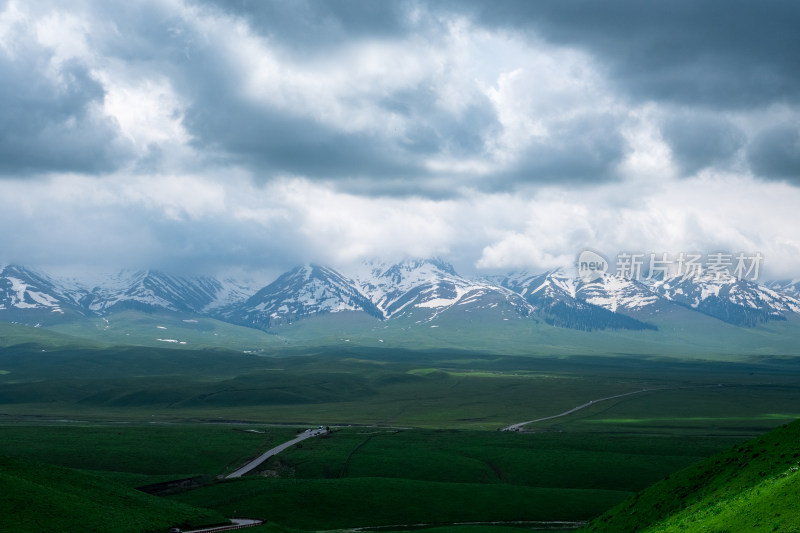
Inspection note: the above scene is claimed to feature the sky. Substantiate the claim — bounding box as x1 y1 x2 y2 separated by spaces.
1 0 799 280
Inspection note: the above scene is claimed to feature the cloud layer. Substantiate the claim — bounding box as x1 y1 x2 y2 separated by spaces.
1 0 799 278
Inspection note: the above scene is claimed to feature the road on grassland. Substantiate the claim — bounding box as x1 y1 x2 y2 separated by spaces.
185 518 264 532
225 429 327 478
501 389 650 431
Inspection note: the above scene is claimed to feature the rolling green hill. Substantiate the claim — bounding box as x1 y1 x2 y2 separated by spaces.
0 455 227 533
7 301 800 360
581 419 800 532
262 309 800 360
47 309 285 352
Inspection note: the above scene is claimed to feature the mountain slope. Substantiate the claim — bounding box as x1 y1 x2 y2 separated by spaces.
226 264 383 329
581 420 800 533
354 258 533 323
576 273 662 314
81 270 231 314
0 455 226 533
654 273 800 326
497 270 658 331
0 265 82 325
2 262 800 338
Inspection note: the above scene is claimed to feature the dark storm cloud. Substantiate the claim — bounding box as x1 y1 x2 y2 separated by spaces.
4 0 797 191
660 112 746 175
170 47 422 182
455 0 800 109
192 0 416 52
747 122 800 183
499 114 626 186
0 42 128 176
165 2 620 193
159 15 503 193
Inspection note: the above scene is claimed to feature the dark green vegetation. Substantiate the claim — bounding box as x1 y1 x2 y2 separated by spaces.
2 336 800 430
581 420 800 532
167 428 741 531
6 307 800 358
1 328 799 531
0 455 226 533
0 424 302 485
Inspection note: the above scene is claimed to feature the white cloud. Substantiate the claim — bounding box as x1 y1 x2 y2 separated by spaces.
98 74 191 154
1 0 799 280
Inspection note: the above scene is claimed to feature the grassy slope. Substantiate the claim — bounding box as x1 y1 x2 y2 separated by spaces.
0 424 302 483
3 342 800 433
166 427 741 531
172 476 627 530
16 303 800 359
581 419 800 532
264 308 800 359
0 455 227 533
47 309 284 352
0 322 104 349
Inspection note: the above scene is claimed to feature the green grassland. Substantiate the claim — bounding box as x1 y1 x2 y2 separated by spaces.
161 426 748 530
172 476 626 531
0 420 750 530
0 455 227 533
581 419 800 532
0 322 105 349
47 309 285 352
10 303 800 358
2 341 799 432
263 309 800 359
261 429 740 491
0 424 302 484
2 332 800 531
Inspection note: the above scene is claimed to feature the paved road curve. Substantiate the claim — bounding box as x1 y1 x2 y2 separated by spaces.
225 429 327 478
185 518 264 532
501 389 649 431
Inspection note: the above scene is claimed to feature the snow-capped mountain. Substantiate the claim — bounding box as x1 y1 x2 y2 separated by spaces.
765 279 800 299
576 273 662 313
353 258 531 321
2 261 800 333
0 265 256 325
494 269 576 302
225 264 382 329
495 269 658 331
81 270 229 314
653 272 800 326
0 265 71 317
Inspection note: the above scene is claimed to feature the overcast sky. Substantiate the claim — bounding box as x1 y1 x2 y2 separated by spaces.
1 0 799 279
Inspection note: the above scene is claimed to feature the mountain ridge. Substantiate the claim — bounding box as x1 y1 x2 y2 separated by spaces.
2 260 799 334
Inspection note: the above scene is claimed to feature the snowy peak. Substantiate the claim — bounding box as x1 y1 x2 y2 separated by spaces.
229 264 382 328
0 265 67 314
765 279 800 299
353 258 526 319
495 269 657 331
654 272 800 325
497 269 576 302
2 262 800 333
82 270 226 314
576 273 661 313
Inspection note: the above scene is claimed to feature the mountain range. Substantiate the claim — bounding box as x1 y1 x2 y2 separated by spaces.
3 259 800 337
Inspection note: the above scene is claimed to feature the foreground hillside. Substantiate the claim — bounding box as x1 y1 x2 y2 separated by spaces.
0 455 227 533
582 420 800 532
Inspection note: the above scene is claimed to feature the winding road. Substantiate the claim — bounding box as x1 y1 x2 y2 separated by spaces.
225 429 327 478
501 388 649 431
185 518 264 532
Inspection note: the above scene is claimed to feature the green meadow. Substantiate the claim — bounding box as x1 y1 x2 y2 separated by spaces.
2 330 800 531
0 455 227 533
582 420 800 532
